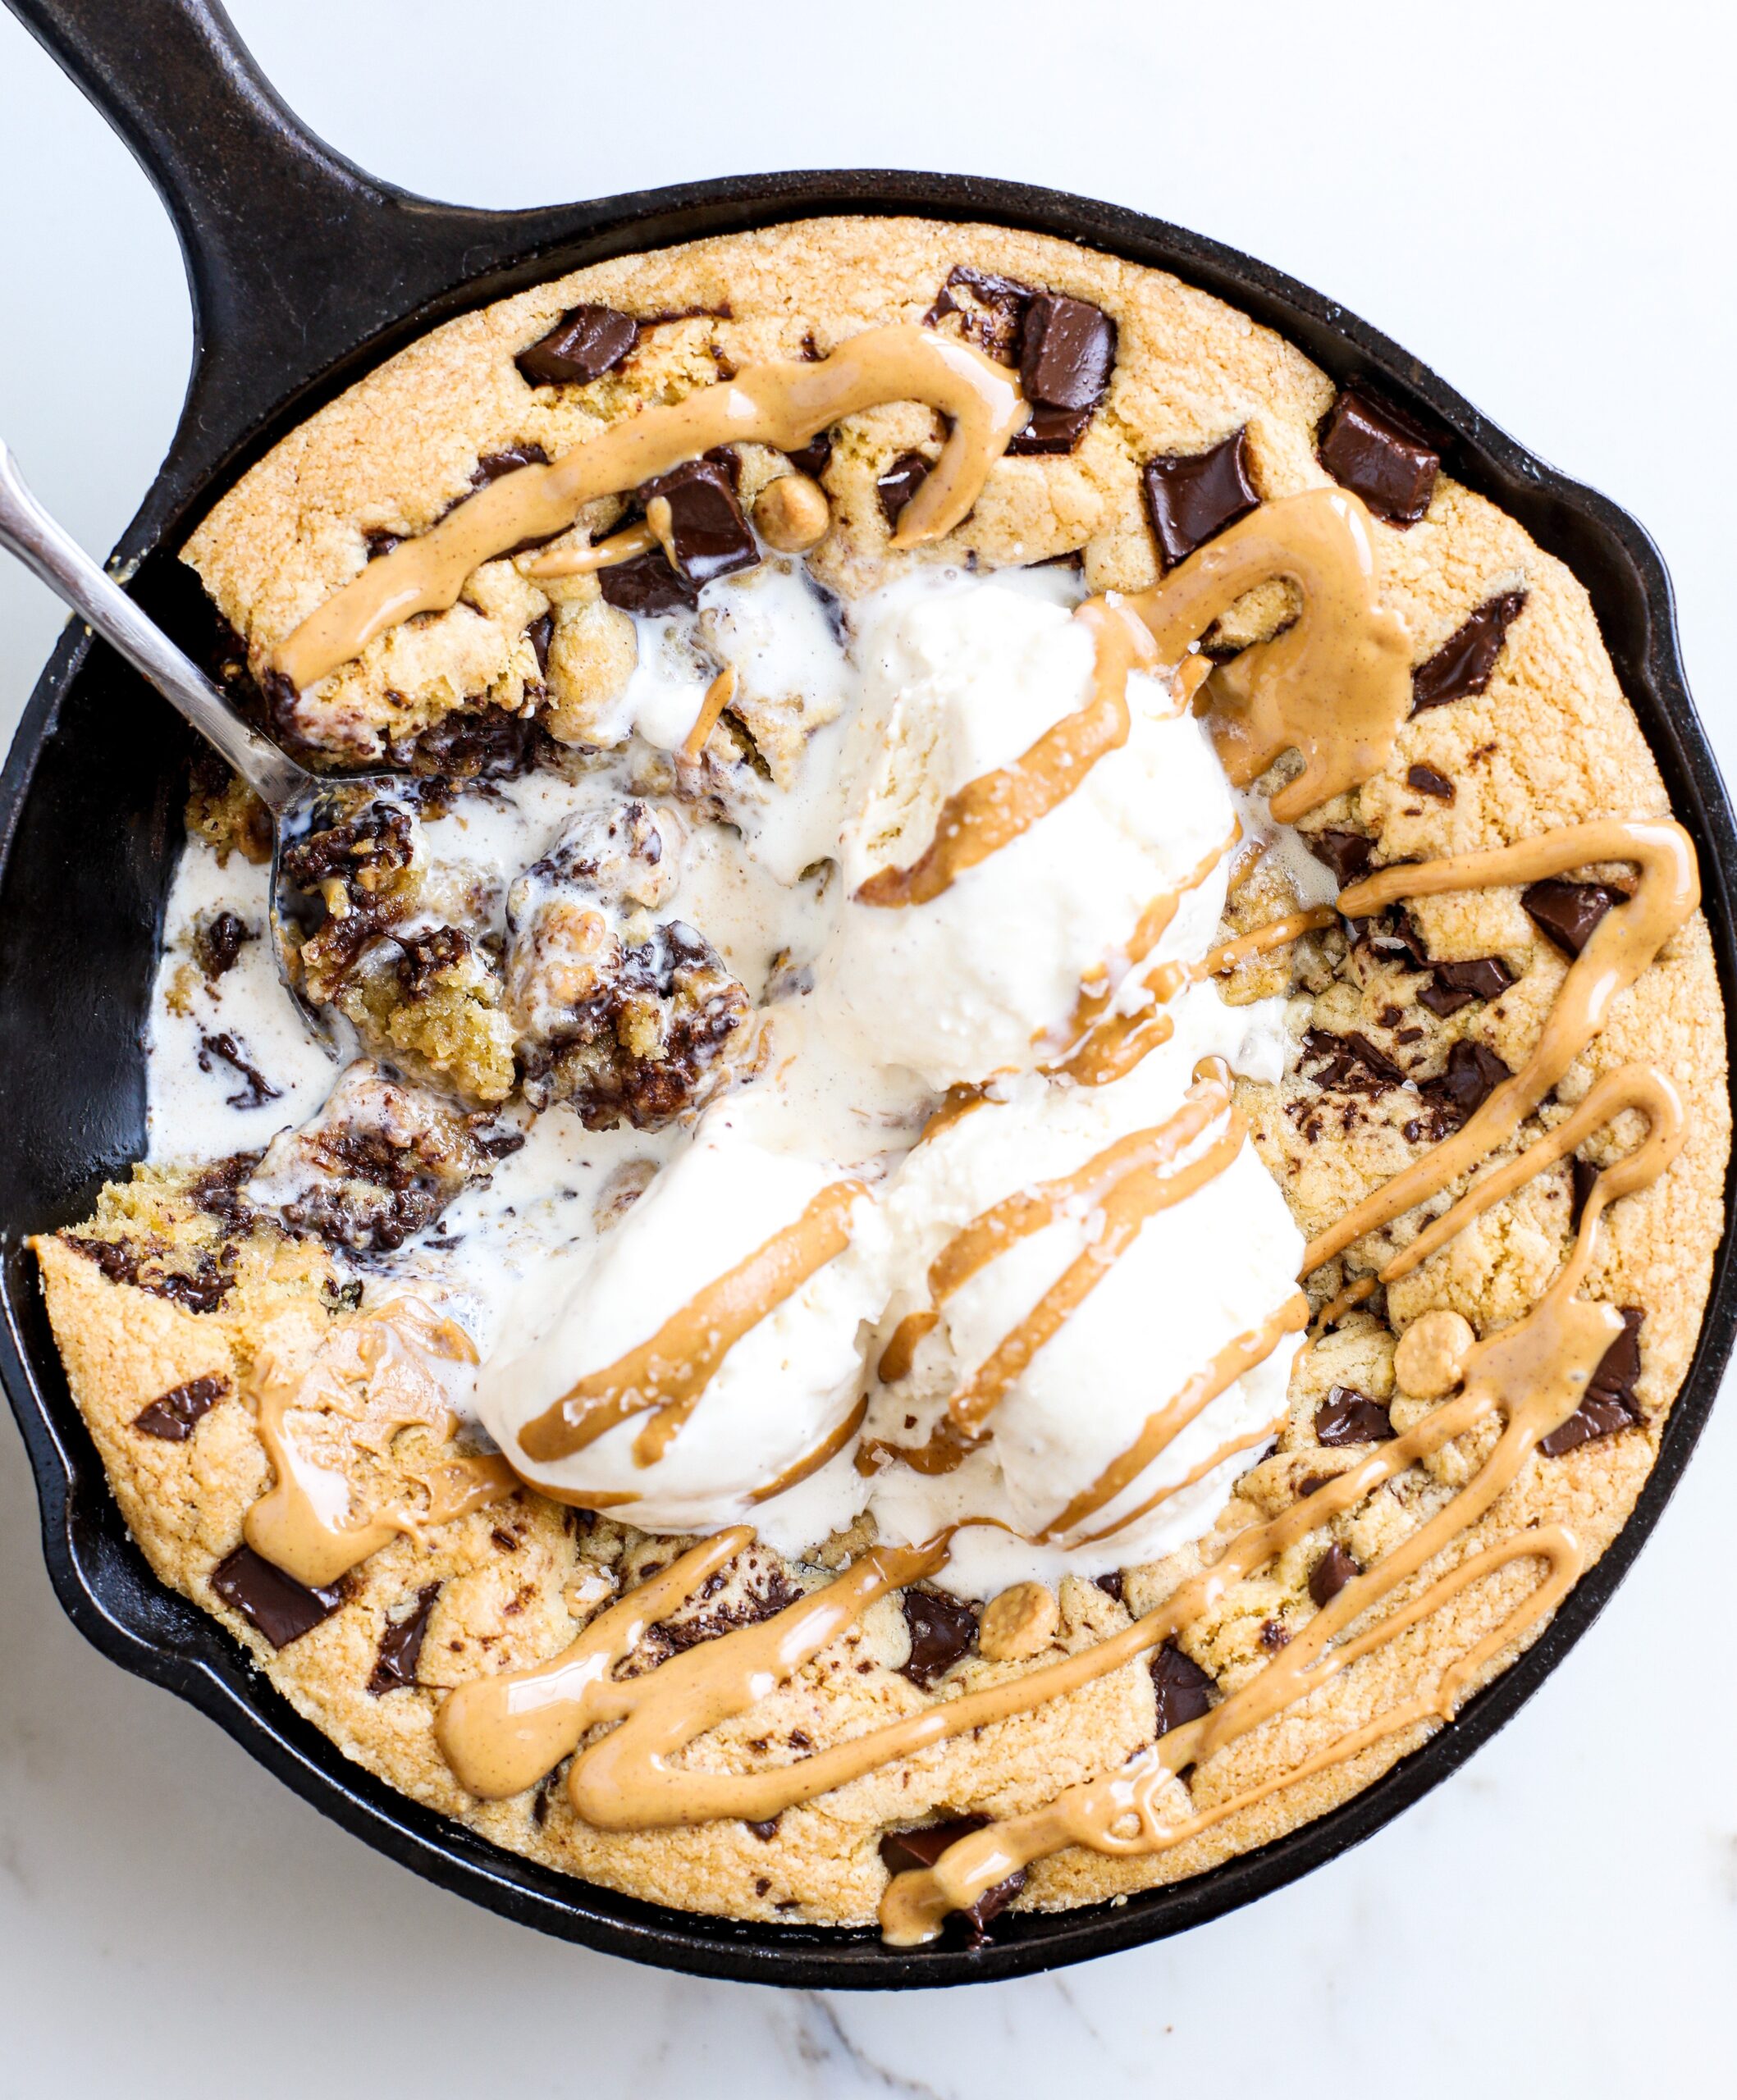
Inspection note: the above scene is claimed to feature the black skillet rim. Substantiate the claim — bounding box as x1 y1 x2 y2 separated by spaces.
1 140 1733 1988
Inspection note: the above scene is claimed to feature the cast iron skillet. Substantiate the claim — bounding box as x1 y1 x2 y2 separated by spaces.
2 0 1731 1990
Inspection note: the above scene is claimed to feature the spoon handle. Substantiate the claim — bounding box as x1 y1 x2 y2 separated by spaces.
0 439 309 811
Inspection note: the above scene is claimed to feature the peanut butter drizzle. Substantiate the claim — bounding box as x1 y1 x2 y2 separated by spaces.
681 663 737 761
1127 488 1414 823
520 518 656 578
519 1179 866 1468
880 1092 1685 1942
244 1300 506 1589
1044 1291 1310 1544
271 326 1030 690
875 1070 1236 1436
856 597 1159 909
1054 825 1236 1083
434 1077 1672 1867
1304 818 1699 1277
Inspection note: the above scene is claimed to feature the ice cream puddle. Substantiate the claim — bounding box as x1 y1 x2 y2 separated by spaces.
138 318 1701 1945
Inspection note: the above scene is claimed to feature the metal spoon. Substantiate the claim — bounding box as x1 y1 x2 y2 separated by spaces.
0 439 400 1053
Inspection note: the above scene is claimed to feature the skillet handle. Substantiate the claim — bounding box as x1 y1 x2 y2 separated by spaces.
6 0 495 484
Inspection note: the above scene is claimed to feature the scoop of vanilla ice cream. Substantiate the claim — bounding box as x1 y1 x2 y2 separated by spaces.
814 573 1236 1089
862 989 1305 1597
472 1105 886 1540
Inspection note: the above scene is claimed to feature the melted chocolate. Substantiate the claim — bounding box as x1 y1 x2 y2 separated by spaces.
876 451 933 527
210 1544 344 1648
1523 879 1624 959
516 304 638 387
1142 427 1260 571
637 456 758 588
1406 763 1456 802
899 1588 979 1688
1309 1543 1360 1608
132 1373 230 1442
1314 1387 1396 1446
1417 956 1516 1018
1410 591 1528 713
1540 1308 1644 1456
368 1583 441 1695
598 546 698 616
1150 1641 1217 1735
879 1814 1026 1938
1019 294 1117 413
1318 387 1440 524
1306 829 1375 888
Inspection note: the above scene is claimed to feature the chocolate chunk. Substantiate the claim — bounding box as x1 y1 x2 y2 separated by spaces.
636 457 759 589
210 1545 344 1648
1419 1039 1511 1131
1300 1027 1407 1095
1259 1618 1291 1651
1094 1570 1126 1604
1020 293 1117 412
1417 955 1517 1018
1411 591 1528 713
192 908 251 979
598 547 699 617
1306 829 1374 889
1142 427 1260 571
1523 878 1625 959
923 266 1035 363
1570 1153 1600 1229
879 1814 1026 1938
1349 906 1431 972
132 1372 229 1442
747 1817 780 1842
1310 1543 1360 1609
784 430 834 481
1151 1641 1217 1735
900 1588 979 1687
1318 387 1439 524
363 529 402 562
367 1583 441 1695
472 443 550 486
197 1031 281 1112
516 304 638 387
1006 403 1096 456
527 612 554 679
1406 763 1456 802
877 451 932 527
66 1233 235 1314
1314 1386 1395 1446
1541 1308 1645 1456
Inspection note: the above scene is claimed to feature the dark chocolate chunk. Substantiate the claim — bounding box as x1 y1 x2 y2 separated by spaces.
66 1233 235 1314
900 1587 979 1688
1150 1641 1217 1735
1541 1308 1645 1456
1306 829 1374 889
598 546 699 617
516 304 638 387
1570 1153 1600 1229
784 430 834 481
1300 1027 1407 1095
1349 906 1432 972
1314 1386 1395 1446
1006 403 1096 455
747 1817 780 1842
192 908 251 979
1523 878 1625 959
1094 1570 1126 1604
363 529 402 562
527 612 554 679
1142 427 1259 571
1410 591 1528 713
1310 1543 1360 1609
1406 763 1456 802
1259 1618 1291 1650
877 451 932 528
367 1583 441 1695
1419 1039 1511 1131
210 1545 344 1649
922 265 1035 363
1416 955 1517 1019
197 1031 281 1112
1020 293 1117 412
635 456 758 590
1319 387 1439 523
132 1372 230 1442
472 443 550 486
879 1814 1026 1938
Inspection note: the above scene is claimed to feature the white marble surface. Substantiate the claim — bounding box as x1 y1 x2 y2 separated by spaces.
2 1 1735 2089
